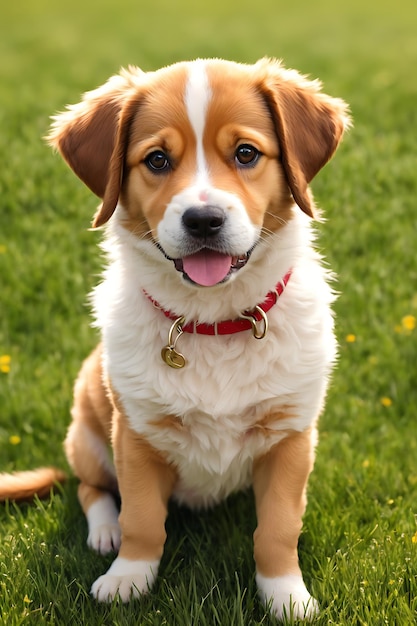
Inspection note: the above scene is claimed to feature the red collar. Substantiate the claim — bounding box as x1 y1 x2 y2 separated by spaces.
145 270 291 336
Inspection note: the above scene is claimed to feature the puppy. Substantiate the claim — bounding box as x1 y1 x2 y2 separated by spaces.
3 58 350 620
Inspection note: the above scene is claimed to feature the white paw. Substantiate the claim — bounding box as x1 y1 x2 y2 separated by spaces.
86 494 121 554
256 573 319 621
91 557 159 603
87 523 121 554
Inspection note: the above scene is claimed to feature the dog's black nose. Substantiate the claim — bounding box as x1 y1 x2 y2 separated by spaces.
182 206 225 238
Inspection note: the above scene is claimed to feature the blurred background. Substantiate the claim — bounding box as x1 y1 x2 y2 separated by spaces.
1 0 415 125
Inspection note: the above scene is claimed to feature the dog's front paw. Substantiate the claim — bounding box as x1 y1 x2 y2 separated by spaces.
256 573 319 621
91 557 160 603
87 523 121 554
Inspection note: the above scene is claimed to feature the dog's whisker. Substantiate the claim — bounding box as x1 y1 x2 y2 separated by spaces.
263 211 289 228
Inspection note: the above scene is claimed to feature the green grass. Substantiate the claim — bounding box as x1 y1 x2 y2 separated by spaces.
1 0 416 623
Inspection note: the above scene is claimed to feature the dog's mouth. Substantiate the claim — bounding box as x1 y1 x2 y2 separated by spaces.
168 249 251 287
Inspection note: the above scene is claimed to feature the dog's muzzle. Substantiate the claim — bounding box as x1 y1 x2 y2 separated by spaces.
163 205 253 286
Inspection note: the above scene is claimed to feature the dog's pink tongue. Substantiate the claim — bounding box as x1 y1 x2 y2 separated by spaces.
182 250 232 286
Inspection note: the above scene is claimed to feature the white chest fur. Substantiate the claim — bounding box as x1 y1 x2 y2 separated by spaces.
93 211 337 508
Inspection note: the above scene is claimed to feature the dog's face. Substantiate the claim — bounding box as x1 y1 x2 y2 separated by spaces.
121 61 290 287
49 58 349 287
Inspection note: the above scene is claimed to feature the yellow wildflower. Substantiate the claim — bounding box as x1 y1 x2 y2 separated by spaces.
346 334 356 343
23 595 32 604
412 532 417 544
381 397 392 407
9 435 21 445
0 355 11 373
402 315 416 331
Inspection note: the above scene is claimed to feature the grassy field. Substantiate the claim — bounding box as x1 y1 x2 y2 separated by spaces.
1 0 416 623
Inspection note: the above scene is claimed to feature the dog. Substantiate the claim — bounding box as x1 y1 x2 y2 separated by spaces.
1 58 349 620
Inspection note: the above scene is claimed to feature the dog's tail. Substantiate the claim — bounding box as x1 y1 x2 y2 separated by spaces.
0 467 66 502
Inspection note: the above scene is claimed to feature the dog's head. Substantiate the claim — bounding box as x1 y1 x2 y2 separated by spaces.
48 58 349 287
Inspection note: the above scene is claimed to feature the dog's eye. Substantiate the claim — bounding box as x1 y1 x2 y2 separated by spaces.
235 144 260 167
145 151 171 173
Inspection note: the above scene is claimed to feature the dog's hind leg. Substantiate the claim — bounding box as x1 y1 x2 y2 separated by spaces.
65 344 121 554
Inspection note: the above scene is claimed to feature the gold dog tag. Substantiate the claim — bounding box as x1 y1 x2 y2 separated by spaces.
161 316 186 369
161 346 186 369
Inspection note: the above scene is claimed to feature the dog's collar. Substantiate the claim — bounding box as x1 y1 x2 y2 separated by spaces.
146 270 292 369
144 270 292 337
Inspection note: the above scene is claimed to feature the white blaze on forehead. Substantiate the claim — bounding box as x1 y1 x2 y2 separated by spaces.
157 60 259 266
185 60 211 185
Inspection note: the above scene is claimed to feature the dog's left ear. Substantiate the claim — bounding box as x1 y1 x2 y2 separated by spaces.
259 59 351 217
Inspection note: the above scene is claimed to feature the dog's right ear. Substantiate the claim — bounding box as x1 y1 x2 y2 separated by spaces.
47 68 143 228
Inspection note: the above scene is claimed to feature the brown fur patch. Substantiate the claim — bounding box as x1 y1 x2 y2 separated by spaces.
65 344 118 495
246 406 296 438
148 414 184 431
205 62 294 232
70 344 113 439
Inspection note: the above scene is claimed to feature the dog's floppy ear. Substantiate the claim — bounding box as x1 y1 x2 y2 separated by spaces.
259 59 350 217
47 67 144 228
